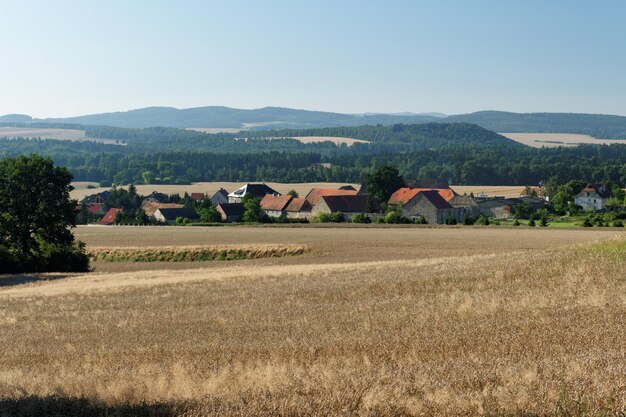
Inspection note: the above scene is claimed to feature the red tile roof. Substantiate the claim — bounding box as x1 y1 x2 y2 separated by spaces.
260 194 293 211
190 192 204 201
388 187 457 205
85 203 104 215
98 208 123 225
305 188 358 205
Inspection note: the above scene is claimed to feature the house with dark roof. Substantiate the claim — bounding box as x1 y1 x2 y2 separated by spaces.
216 203 245 223
575 183 612 211
477 198 513 219
260 194 294 218
83 191 110 205
142 202 184 218
210 188 229 206
141 191 169 206
98 208 122 225
154 207 198 224
228 183 280 203
310 195 377 221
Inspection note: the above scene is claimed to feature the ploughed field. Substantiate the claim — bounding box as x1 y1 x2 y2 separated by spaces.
1 227 624 416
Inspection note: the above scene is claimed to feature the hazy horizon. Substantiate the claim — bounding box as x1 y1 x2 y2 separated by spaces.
2 1 625 118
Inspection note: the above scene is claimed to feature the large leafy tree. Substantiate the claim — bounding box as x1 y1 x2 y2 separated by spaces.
364 165 405 205
0 155 89 272
242 193 264 223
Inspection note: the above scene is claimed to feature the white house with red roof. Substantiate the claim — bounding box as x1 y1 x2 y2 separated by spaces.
575 183 612 211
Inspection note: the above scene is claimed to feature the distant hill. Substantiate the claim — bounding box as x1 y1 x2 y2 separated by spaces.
3 107 626 138
35 106 438 129
445 111 626 139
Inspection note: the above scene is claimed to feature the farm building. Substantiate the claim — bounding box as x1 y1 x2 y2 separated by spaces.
228 183 280 203
310 195 375 221
575 183 612 211
142 202 184 218
260 194 294 218
210 188 229 206
477 199 513 219
216 203 245 223
304 187 359 205
154 207 199 224
388 187 476 224
285 197 312 219
98 208 122 225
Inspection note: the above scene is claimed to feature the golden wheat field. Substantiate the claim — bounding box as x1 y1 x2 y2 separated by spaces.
1 227 625 416
0 127 119 144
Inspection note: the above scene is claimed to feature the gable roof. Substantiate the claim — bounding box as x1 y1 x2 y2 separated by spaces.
142 202 184 217
338 185 357 191
417 190 453 210
98 208 122 225
285 197 311 212
217 203 245 216
388 187 457 205
142 191 169 202
579 183 612 199
155 207 198 221
305 188 359 205
228 183 280 199
260 194 293 211
190 192 204 201
320 195 370 213
212 188 229 198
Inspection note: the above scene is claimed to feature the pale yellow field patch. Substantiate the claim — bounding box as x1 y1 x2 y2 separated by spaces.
0 127 119 144
500 132 626 148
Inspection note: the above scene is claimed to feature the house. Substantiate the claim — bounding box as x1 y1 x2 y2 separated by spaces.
190 192 205 202
575 183 612 211
216 203 245 223
228 183 280 203
260 194 294 218
154 207 199 224
310 195 375 221
83 191 110 205
389 189 460 224
141 191 169 206
98 208 122 225
304 188 359 205
285 197 312 219
388 187 474 223
210 188 229 206
142 202 184 218
80 202 105 216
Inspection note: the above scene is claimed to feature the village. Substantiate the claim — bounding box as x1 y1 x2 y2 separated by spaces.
78 179 620 227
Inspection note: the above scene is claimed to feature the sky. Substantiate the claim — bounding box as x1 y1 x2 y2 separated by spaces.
1 0 626 118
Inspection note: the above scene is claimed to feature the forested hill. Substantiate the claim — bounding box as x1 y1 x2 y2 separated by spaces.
445 111 626 139
36 106 439 129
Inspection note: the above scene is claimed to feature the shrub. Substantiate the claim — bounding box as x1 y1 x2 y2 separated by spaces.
463 213 474 225
175 217 190 225
513 219 521 226
352 213 372 224
582 217 593 227
311 212 344 223
528 218 536 227
384 211 410 224
36 241 91 272
474 215 490 225
414 216 427 224
612 220 624 227
445 216 457 225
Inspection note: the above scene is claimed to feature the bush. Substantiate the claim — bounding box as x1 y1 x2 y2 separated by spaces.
513 219 521 226
351 213 372 224
311 212 344 223
474 215 490 225
36 241 91 272
612 220 624 227
175 217 190 226
582 217 593 227
445 216 457 225
414 216 427 224
463 213 474 225
528 218 536 227
384 211 411 224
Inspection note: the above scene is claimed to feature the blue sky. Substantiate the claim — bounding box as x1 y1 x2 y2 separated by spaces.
1 0 625 117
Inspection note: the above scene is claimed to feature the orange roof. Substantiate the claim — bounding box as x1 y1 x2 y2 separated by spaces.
285 197 311 212
98 208 123 225
142 202 184 217
305 188 358 205
260 194 293 211
388 187 457 205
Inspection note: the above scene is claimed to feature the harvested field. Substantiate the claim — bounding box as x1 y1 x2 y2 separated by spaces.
70 181 360 200
451 185 525 198
286 136 369 146
500 132 626 148
0 229 624 416
0 127 119 144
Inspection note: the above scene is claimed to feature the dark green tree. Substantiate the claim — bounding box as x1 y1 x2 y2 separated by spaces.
364 165 405 205
0 155 89 272
242 194 264 223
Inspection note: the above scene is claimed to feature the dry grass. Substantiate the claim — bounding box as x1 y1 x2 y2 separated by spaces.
0 127 119 144
500 132 626 148
87 244 309 262
70 181 360 200
287 136 369 146
0 232 624 416
450 185 526 198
